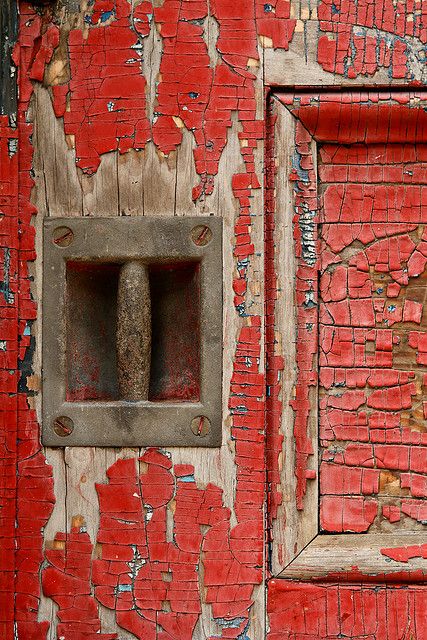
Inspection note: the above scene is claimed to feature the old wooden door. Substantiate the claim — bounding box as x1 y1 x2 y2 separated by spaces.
1 1 427 639
267 92 427 637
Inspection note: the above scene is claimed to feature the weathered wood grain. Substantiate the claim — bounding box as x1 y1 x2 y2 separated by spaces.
33 71 266 638
269 98 318 575
278 533 427 581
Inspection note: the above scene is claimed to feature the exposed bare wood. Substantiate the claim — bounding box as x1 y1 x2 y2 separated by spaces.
270 99 318 575
33 86 83 216
278 533 427 580
81 153 120 217
174 127 200 217
33 81 266 636
117 149 145 216
264 20 408 87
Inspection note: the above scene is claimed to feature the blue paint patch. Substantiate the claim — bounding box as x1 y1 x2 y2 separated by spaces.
178 475 195 483
388 305 396 312
116 584 132 592
100 10 115 22
215 617 246 629
331 3 340 13
264 3 273 12
291 151 309 183
237 258 249 270
231 405 248 414
8 139 17 156
23 323 31 336
236 302 248 317
0 248 13 304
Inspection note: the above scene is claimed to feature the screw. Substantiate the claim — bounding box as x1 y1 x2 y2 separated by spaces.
190 225 212 247
53 416 74 437
190 415 211 437
52 226 74 247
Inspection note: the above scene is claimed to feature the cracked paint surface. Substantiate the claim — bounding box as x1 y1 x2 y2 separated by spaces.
318 0 427 79
42 322 264 639
5 1 427 639
267 579 427 639
318 134 427 532
0 115 19 640
50 0 294 203
0 5 56 639
13 1 274 633
266 92 427 637
276 92 427 534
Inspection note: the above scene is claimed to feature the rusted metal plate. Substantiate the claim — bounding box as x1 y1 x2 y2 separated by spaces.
42 216 222 447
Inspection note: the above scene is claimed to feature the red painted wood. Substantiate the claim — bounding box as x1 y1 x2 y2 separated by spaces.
3 1 427 638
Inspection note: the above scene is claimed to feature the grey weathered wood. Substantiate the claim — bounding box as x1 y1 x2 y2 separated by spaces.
269 98 318 575
0 0 18 117
278 533 427 581
32 86 83 216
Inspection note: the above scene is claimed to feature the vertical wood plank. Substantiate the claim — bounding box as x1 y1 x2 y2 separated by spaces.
269 99 318 575
30 1 267 636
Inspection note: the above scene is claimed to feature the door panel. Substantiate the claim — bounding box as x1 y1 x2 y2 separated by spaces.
268 92 427 637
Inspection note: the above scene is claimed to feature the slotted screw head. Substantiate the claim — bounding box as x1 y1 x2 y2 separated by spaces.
53 416 74 437
190 415 211 437
52 226 74 247
190 225 212 247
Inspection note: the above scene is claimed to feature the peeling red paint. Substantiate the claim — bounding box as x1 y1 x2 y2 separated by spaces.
317 0 426 79
275 93 427 532
28 23 59 82
43 527 117 639
11 0 276 635
52 0 151 173
43 319 264 638
2 6 57 639
318 126 427 531
381 543 427 563
267 579 427 639
15 4 56 640
6 0 427 637
51 0 294 202
0 115 19 640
